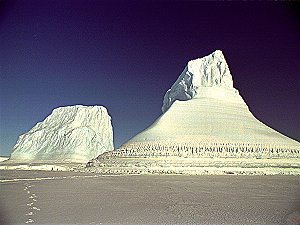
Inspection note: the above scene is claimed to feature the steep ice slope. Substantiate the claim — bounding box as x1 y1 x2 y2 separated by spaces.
162 50 234 112
10 105 114 163
127 89 299 149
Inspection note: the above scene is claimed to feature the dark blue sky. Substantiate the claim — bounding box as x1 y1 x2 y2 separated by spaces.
0 1 299 156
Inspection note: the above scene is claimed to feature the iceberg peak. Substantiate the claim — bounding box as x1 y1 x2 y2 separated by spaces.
162 50 234 113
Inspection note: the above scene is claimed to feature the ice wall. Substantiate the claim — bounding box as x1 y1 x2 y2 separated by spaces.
10 105 114 163
162 50 234 112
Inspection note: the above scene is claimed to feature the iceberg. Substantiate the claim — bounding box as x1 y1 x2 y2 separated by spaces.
10 105 114 163
96 50 300 160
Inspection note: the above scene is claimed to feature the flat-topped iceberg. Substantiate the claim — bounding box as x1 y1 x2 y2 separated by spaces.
10 105 114 163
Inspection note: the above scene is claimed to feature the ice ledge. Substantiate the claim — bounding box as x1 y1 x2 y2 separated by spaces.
162 50 235 113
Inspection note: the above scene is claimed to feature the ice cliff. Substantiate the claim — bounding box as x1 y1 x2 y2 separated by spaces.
162 50 234 112
10 105 114 163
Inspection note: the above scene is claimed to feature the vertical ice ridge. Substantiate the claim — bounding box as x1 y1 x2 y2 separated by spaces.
162 50 234 113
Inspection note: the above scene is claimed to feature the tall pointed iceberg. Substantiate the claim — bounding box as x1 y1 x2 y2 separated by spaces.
99 50 299 160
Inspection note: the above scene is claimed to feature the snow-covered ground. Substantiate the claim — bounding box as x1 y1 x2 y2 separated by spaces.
1 157 300 175
87 157 300 175
0 156 9 162
0 163 69 172
0 171 299 225
0 160 84 173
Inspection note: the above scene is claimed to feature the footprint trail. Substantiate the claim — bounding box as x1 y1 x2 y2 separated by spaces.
23 182 41 224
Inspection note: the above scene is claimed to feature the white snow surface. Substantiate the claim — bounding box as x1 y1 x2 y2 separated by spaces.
162 50 234 112
10 105 114 163
0 157 9 162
